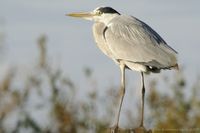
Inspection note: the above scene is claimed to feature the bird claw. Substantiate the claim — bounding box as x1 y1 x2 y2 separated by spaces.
110 125 119 133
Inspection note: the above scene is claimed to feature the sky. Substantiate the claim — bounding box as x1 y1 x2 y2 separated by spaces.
1 0 200 88
0 0 200 129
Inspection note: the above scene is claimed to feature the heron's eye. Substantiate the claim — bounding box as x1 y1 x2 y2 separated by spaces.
96 10 103 15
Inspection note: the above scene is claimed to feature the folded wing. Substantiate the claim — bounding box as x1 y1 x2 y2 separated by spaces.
104 15 178 69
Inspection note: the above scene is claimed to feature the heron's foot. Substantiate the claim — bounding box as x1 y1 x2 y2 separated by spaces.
110 125 119 133
134 126 151 133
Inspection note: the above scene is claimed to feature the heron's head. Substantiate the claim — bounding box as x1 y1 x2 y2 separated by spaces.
67 7 120 25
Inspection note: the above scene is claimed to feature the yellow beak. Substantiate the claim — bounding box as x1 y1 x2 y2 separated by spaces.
66 12 94 18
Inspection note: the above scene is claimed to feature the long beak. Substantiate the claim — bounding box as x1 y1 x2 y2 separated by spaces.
66 12 94 18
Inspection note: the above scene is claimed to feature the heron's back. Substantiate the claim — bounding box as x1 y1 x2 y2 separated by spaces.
92 15 178 73
103 15 178 72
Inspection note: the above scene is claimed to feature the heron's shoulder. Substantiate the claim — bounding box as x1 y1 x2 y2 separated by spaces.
107 15 178 54
109 15 140 25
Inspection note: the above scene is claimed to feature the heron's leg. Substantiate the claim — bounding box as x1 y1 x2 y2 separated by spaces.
140 72 145 127
111 64 125 133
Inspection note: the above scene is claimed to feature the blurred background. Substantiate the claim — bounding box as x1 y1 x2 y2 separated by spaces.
0 0 200 133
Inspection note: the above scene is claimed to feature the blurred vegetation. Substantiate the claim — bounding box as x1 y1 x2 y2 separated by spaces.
147 72 200 132
0 35 200 133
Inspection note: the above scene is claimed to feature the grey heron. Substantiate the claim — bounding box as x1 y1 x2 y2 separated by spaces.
67 6 178 132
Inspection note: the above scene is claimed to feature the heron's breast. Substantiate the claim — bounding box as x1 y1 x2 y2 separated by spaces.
92 23 114 58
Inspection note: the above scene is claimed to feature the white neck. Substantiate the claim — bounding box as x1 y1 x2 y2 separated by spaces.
94 13 119 25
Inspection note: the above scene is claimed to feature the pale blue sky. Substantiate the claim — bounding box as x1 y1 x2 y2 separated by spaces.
0 0 200 129
1 0 200 86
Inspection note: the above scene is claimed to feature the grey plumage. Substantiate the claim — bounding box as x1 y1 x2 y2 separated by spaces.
67 6 178 131
94 15 178 73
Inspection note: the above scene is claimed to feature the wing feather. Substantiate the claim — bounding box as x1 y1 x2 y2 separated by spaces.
104 15 178 68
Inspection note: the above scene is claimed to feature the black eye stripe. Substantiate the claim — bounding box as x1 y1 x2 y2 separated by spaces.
98 7 120 15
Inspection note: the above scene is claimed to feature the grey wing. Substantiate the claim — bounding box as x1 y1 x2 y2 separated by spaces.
104 15 178 69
